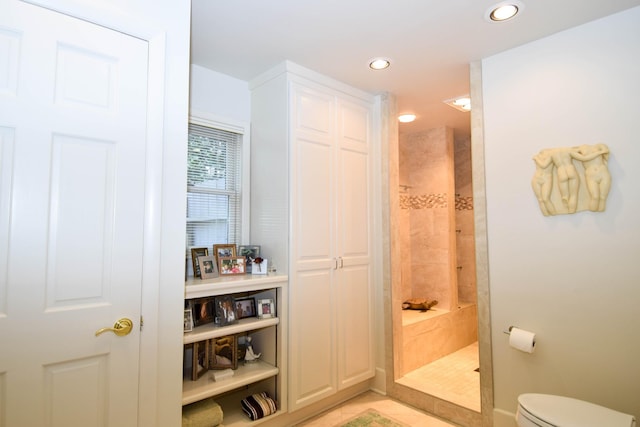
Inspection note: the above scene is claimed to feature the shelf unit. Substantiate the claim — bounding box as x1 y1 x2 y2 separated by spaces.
182 274 287 425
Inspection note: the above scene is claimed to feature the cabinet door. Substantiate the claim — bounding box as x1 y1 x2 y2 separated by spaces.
336 99 375 388
288 83 338 410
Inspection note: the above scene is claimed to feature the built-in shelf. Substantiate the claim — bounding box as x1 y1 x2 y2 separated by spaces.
182 272 287 426
184 316 280 345
206 392 282 426
185 274 287 299
182 360 279 405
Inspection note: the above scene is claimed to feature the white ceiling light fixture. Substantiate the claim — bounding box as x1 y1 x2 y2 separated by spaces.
485 1 524 22
398 114 416 123
369 58 391 70
444 96 471 112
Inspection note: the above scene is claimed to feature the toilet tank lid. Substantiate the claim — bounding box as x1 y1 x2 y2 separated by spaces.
518 394 636 427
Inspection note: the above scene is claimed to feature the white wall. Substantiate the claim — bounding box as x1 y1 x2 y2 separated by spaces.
482 6 640 425
190 64 251 123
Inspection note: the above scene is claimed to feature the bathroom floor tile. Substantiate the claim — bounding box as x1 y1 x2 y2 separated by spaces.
396 341 480 412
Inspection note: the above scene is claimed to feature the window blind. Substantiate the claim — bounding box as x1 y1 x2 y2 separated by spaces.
186 123 241 275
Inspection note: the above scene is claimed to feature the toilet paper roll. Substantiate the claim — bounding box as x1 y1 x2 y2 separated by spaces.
509 327 536 353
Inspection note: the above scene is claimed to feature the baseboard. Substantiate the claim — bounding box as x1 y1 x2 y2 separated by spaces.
370 367 386 395
493 408 517 427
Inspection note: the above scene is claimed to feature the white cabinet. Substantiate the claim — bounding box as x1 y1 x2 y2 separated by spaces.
250 62 376 412
182 275 287 426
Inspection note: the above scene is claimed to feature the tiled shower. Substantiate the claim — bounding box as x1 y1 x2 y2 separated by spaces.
396 126 479 410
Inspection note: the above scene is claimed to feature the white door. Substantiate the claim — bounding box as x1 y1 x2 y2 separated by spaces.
0 1 148 426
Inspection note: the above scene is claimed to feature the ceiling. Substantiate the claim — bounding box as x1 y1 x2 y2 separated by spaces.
190 1 640 137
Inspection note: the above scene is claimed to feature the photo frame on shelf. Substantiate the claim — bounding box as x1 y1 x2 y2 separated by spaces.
238 245 260 273
234 297 256 319
183 343 193 379
236 335 247 361
191 297 216 327
213 244 236 266
198 255 218 279
218 256 246 275
209 335 238 370
183 308 193 333
214 295 237 326
251 257 268 275
192 340 209 380
190 247 209 278
257 298 275 319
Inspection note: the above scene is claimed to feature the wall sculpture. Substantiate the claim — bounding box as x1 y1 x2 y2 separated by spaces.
531 143 611 216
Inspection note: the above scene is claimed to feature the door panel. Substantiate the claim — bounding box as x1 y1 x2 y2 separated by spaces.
288 270 336 408
338 264 374 388
0 1 148 425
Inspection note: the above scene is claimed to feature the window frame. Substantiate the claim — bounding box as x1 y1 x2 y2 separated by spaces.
188 110 250 252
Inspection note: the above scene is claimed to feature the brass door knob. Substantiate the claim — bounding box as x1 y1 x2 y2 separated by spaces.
95 318 133 337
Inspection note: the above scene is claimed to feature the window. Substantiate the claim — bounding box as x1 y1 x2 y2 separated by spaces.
186 119 242 276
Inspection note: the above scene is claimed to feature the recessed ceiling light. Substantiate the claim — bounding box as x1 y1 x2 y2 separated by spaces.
369 58 391 70
398 114 416 123
485 1 524 22
444 96 471 112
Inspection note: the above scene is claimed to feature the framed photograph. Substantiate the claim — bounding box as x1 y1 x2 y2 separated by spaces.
213 244 236 266
192 340 209 380
251 257 268 275
214 295 237 326
218 256 246 275
198 255 218 279
191 297 216 327
183 309 193 332
183 343 193 379
234 297 256 319
209 335 238 370
257 298 275 319
190 247 209 278
238 245 260 273
236 335 247 361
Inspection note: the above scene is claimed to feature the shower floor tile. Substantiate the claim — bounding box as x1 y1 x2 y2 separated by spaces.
396 341 480 412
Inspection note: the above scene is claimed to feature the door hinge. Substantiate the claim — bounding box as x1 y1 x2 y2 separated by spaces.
140 315 144 331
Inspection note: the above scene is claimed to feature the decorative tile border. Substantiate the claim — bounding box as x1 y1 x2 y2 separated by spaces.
455 196 474 211
400 193 474 210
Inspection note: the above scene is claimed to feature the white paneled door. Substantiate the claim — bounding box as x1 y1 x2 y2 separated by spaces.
0 1 148 426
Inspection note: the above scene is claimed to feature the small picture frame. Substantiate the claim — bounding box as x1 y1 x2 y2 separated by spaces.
218 256 246 275
209 335 238 370
214 295 237 326
251 257 268 275
238 245 260 273
184 309 193 332
234 297 256 319
213 244 236 266
198 255 218 279
192 340 209 380
257 298 275 319
191 297 216 327
190 247 209 278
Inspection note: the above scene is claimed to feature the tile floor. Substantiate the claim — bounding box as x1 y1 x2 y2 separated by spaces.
396 342 481 412
294 390 457 427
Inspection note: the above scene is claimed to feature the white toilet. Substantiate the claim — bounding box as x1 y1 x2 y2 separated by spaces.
517 393 637 427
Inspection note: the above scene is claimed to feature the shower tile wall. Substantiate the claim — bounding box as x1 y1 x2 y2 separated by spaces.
399 127 456 310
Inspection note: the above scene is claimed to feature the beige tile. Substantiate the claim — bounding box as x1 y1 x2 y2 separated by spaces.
397 342 480 412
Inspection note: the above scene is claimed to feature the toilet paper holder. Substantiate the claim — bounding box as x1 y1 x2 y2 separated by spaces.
503 326 516 335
